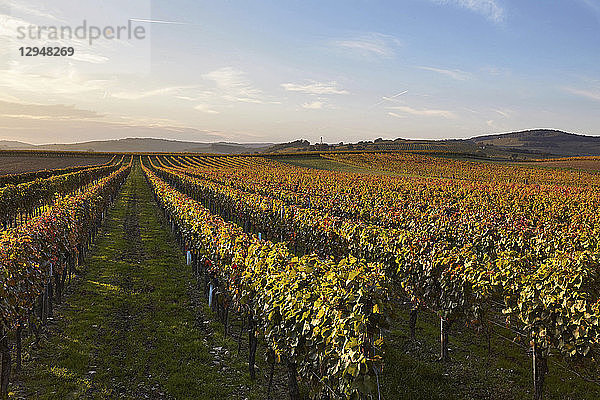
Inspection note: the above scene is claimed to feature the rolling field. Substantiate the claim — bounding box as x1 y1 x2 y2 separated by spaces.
0 155 113 176
1 152 599 399
527 157 600 173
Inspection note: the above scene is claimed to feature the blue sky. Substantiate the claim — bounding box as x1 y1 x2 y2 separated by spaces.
0 0 599 143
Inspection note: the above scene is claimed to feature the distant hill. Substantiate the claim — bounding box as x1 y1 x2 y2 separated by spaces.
0 138 272 154
2 129 599 156
265 140 314 153
265 130 600 158
470 129 600 156
0 140 37 150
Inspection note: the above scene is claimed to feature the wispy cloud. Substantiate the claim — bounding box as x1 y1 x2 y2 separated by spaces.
431 0 505 23
418 66 470 81
1 0 62 22
111 86 198 100
129 18 189 25
485 108 513 128
281 81 348 95
0 61 110 95
71 53 110 64
0 100 102 120
481 66 511 76
0 116 230 144
0 92 21 103
302 101 325 109
331 32 401 58
387 105 456 118
194 104 219 114
579 0 600 22
494 108 512 118
388 112 407 119
564 87 600 101
203 67 266 103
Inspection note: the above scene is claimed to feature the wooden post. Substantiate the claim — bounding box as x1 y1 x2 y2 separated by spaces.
267 349 275 399
48 279 53 318
439 316 449 361
61 268 67 297
532 339 547 400
208 283 214 310
224 306 229 338
248 313 257 380
55 273 62 304
487 321 493 357
285 356 300 400
0 328 11 399
42 286 48 325
15 325 22 372
237 315 245 355
409 306 418 341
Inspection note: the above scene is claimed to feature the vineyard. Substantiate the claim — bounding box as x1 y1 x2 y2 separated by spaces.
0 154 114 176
1 152 599 399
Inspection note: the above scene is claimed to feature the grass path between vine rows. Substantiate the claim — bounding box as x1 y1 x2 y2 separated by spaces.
9 165 264 399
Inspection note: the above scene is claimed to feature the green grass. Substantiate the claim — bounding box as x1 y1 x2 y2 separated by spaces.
381 305 600 400
11 165 262 399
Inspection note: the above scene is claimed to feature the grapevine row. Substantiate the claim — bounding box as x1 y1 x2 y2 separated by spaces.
0 155 117 187
0 156 125 228
322 152 600 186
154 155 600 398
175 155 600 241
142 158 388 399
0 157 132 396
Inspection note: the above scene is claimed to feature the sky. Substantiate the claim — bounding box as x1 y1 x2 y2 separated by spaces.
0 0 599 144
